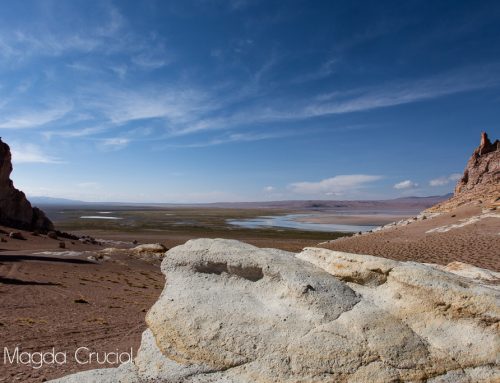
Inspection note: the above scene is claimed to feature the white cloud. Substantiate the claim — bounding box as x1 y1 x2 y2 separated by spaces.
303 65 500 118
1 5 497 159
109 64 128 79
289 175 382 195
264 186 275 192
43 126 109 139
0 5 124 61
99 137 130 151
0 4 169 74
0 31 99 60
394 180 418 190
85 86 213 127
131 54 169 70
429 173 462 186
0 104 71 129
96 5 125 37
292 57 338 83
169 131 297 148
11 143 62 164
162 65 500 138
66 62 97 72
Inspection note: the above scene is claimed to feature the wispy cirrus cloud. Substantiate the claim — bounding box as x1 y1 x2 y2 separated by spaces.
0 31 99 61
301 64 500 118
42 126 109 139
10 143 62 164
109 64 128 79
98 137 130 151
2 4 498 157
292 57 338 84
24 62 500 152
0 103 72 129
131 53 169 70
0 4 168 73
158 63 500 137
83 85 214 126
289 175 382 196
169 130 299 148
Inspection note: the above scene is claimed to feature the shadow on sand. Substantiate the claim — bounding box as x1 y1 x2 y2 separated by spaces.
0 254 95 264
0 276 60 286
0 254 95 286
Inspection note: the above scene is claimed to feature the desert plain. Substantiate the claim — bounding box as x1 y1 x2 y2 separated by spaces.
0 200 440 382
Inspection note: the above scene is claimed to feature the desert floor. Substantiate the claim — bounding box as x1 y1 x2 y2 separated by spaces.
1 205 498 382
0 212 346 382
0 229 164 382
319 205 500 271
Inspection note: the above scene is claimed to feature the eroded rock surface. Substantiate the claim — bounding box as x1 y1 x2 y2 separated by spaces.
98 243 168 262
51 239 500 382
430 132 499 212
0 138 53 231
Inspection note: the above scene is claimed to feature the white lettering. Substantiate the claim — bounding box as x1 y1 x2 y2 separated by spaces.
3 346 132 368
75 347 90 364
3 347 18 364
119 348 133 364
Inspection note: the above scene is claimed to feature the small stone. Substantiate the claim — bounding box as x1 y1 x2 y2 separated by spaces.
74 298 89 304
9 232 25 240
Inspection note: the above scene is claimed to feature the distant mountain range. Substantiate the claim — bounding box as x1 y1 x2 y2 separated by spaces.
29 196 89 205
29 194 452 211
202 195 453 211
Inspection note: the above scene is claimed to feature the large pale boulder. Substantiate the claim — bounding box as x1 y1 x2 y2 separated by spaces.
51 239 500 383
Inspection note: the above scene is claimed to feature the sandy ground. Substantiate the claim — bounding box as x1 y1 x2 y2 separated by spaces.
0 226 328 382
0 228 163 382
319 206 500 271
69 230 329 253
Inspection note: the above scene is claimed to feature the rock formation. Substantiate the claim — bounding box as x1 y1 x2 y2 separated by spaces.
99 243 168 262
429 132 499 212
0 138 54 231
455 132 499 194
51 239 500 383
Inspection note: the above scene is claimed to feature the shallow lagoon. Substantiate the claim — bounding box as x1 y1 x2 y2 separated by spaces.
227 214 376 233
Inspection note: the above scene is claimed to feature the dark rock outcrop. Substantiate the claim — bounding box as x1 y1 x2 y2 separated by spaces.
0 138 54 231
429 132 499 211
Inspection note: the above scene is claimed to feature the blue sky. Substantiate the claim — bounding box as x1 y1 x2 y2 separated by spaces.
1 0 499 202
